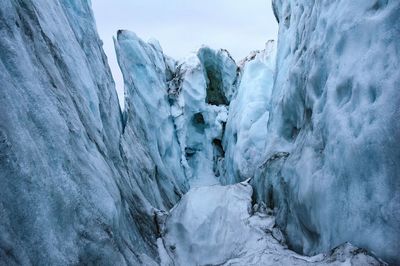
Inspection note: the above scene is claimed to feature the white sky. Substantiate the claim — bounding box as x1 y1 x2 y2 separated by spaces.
91 0 278 107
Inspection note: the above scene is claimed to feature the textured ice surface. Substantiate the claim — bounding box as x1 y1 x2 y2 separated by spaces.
197 47 237 105
223 41 276 184
0 0 398 264
115 30 188 208
168 48 234 187
223 0 400 263
115 32 236 188
0 1 180 264
159 182 385 266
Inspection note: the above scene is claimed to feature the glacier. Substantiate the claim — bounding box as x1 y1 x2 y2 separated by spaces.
0 0 399 265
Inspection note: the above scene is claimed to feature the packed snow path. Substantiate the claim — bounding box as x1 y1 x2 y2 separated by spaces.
156 180 385 266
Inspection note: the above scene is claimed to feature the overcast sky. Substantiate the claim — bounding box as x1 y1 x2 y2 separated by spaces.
91 0 278 107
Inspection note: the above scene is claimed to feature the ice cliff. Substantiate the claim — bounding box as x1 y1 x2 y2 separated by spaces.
0 0 399 265
0 1 183 264
222 0 400 264
248 0 400 264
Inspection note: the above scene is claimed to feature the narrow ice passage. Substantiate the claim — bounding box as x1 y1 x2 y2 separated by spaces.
114 31 387 265
0 0 398 265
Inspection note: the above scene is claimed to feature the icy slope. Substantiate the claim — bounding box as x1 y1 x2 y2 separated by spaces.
227 0 400 263
158 182 385 266
0 1 182 264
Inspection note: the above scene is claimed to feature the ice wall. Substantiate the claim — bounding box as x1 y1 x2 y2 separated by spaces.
239 0 400 263
0 1 182 264
114 31 188 208
197 47 237 105
114 31 237 188
169 47 235 186
223 41 276 185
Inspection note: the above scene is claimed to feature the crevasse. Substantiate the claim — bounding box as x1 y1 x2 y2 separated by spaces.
0 0 399 265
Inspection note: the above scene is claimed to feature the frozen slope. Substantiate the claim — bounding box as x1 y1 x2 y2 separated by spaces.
239 0 400 264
